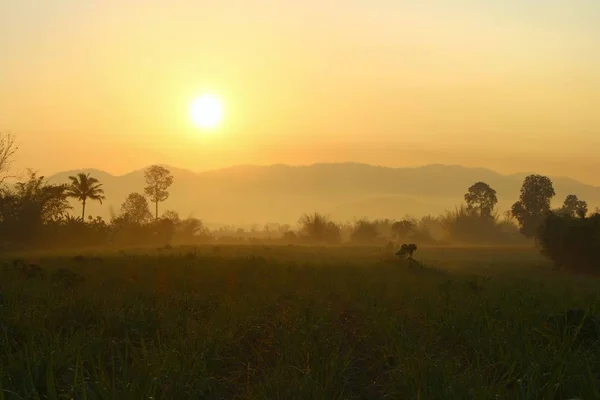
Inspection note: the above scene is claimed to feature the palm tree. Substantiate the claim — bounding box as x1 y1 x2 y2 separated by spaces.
67 173 106 221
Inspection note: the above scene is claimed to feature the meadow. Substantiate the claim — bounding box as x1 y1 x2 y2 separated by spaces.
1 245 599 399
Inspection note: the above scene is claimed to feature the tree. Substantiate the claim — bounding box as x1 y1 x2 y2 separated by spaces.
144 165 174 221
119 193 152 225
511 174 555 237
66 173 106 221
0 171 70 243
464 182 498 218
559 194 588 218
12 171 71 223
0 132 18 184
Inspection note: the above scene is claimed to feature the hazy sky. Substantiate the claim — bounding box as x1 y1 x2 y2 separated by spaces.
1 0 599 183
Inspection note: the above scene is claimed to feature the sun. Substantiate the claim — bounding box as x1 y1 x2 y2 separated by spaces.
190 94 224 129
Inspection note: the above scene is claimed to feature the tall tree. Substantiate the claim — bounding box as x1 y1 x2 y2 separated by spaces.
511 174 555 237
560 194 588 218
0 132 18 184
66 173 106 221
464 182 498 218
120 193 152 225
144 166 174 221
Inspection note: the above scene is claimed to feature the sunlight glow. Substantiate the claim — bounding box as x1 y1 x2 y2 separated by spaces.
190 94 224 129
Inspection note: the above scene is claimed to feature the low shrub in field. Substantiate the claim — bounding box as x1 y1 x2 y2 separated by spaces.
537 212 600 273
395 243 417 260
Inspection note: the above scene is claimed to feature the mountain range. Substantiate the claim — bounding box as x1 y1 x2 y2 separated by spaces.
47 163 600 227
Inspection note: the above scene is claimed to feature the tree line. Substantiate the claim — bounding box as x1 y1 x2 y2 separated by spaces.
0 132 597 273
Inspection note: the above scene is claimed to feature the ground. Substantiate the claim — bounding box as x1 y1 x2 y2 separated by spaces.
1 245 599 399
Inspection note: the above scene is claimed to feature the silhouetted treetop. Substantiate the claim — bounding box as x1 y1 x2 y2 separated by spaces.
559 194 588 218
119 192 152 225
144 165 174 221
67 173 105 221
0 132 18 184
464 181 497 218
511 174 555 238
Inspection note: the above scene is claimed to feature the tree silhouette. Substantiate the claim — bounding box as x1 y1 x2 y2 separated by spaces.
0 132 18 184
120 193 152 225
144 166 174 221
0 171 71 243
464 182 498 218
66 173 106 221
511 174 555 237
560 194 588 218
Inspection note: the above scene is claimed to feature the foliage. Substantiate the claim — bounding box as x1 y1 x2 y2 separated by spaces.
464 181 498 217
537 212 600 273
174 217 210 243
350 219 380 243
118 193 152 225
438 204 521 245
150 218 176 246
162 209 181 223
66 173 105 221
39 215 110 248
391 219 416 239
0 171 70 244
144 165 174 221
557 194 588 218
298 212 341 243
511 175 556 238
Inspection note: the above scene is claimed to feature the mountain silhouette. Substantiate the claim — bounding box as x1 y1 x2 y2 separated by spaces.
47 163 600 227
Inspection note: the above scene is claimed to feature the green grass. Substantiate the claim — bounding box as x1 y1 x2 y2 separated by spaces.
1 245 599 399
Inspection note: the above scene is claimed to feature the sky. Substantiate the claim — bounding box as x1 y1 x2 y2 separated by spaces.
1 0 600 184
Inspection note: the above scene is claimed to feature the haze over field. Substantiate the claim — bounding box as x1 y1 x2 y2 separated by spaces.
2 1 600 184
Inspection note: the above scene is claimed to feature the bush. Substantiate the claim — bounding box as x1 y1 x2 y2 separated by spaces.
350 219 380 244
298 213 341 244
537 212 600 274
439 204 524 245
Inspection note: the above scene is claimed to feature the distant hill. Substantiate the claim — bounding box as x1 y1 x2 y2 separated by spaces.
47 163 600 226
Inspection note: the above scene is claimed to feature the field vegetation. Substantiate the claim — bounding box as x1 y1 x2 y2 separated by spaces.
1 245 599 399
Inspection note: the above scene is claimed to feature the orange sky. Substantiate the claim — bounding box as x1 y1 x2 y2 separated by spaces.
1 1 599 184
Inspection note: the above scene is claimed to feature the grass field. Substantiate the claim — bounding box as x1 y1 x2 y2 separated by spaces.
1 245 599 399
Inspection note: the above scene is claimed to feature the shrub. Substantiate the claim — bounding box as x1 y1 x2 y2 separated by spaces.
298 213 341 244
537 212 600 274
395 244 417 260
350 219 380 244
